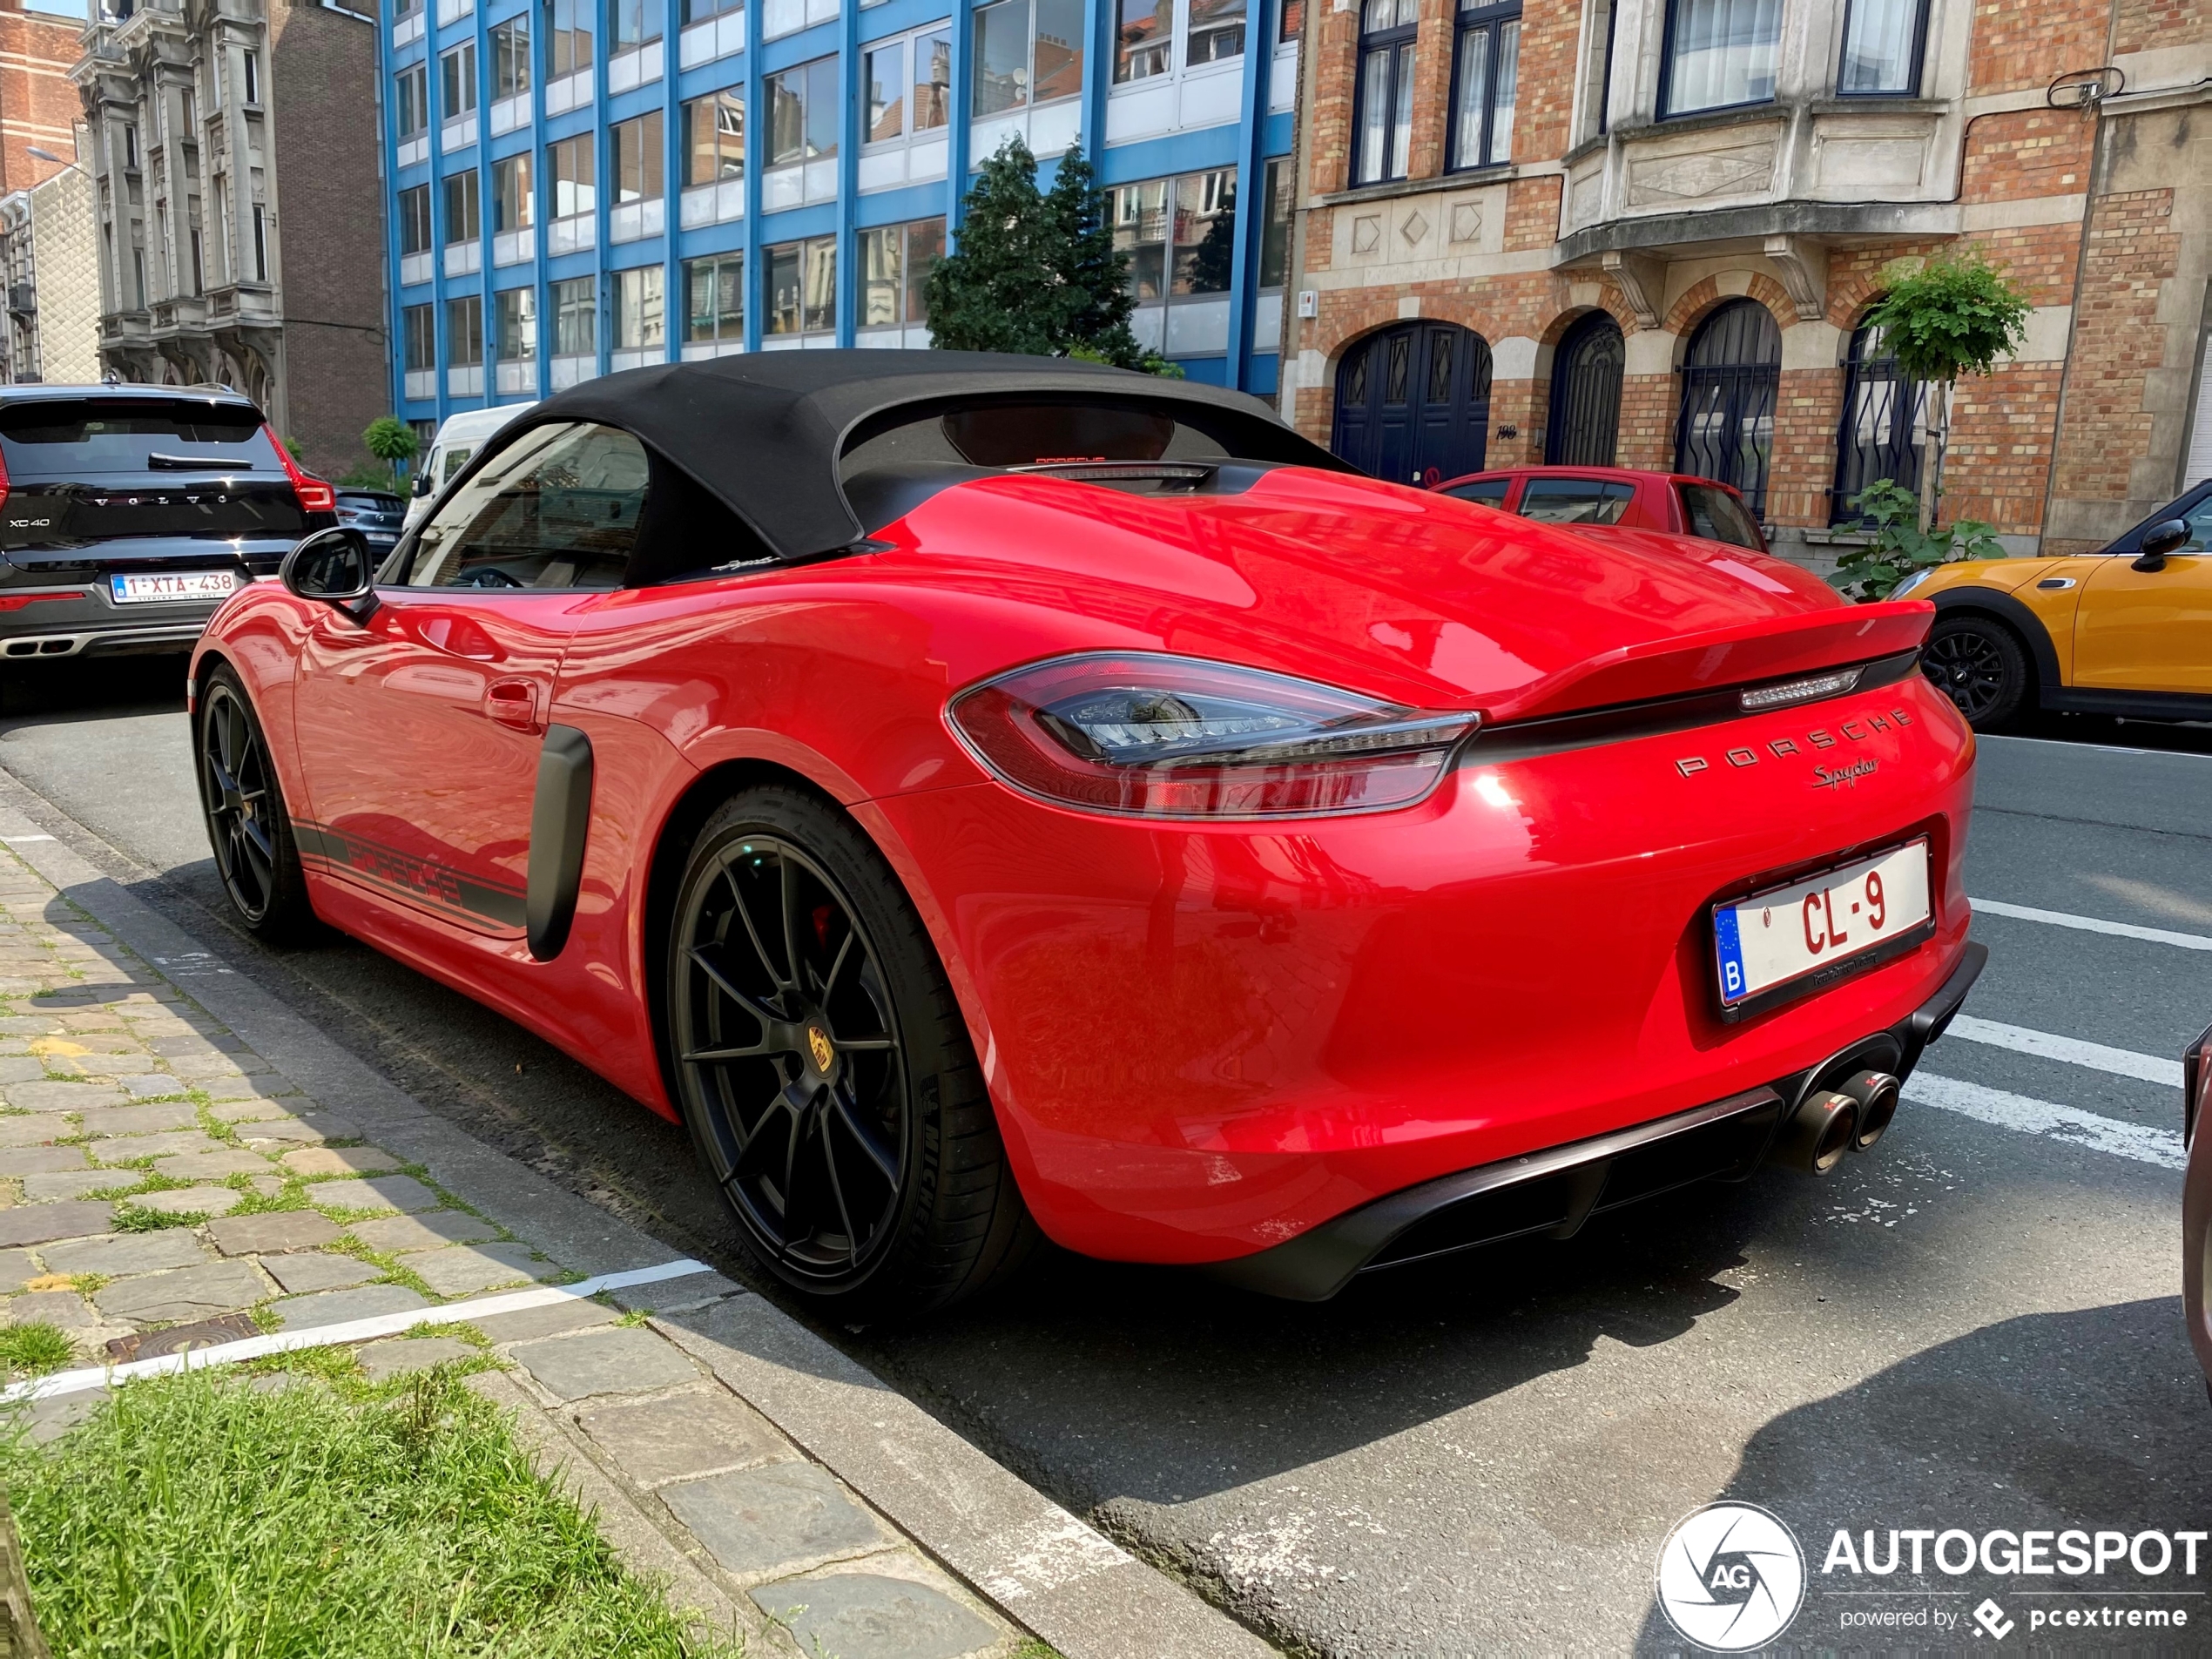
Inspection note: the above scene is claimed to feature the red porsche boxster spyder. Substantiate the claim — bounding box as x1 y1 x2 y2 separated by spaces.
191 354 1984 1318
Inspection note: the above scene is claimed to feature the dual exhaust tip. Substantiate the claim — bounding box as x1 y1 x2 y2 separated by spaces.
1777 1069 1900 1175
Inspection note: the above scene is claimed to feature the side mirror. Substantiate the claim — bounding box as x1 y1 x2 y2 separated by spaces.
412 471 433 499
2134 517 2190 570
281 527 379 622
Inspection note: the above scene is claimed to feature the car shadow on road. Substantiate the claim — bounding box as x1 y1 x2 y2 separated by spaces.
859 1170 1805 1511
1626 1294 2212 1655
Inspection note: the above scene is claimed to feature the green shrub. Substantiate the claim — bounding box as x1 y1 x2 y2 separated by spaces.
1831 479 2005 602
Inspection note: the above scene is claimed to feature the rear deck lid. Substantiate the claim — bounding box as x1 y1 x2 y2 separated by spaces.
0 395 306 559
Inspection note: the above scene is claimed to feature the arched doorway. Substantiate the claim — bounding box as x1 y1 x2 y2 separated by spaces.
1675 299 1780 518
1831 314 1925 523
1546 311 1623 465
1332 321 1491 486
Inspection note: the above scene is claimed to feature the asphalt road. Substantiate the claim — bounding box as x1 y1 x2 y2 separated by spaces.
3 655 2209 1656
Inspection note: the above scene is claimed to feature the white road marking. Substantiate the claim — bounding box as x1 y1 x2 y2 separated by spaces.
0 1257 714 1404
1971 896 2212 952
1908 1072 2185 1170
1982 733 2212 761
0 834 54 843
1944 1015 2184 1088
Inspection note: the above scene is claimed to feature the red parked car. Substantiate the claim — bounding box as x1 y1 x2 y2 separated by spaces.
1435 464 1769 553
191 355 1980 1319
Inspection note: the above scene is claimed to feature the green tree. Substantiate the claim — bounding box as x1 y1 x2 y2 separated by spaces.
1829 478 2005 602
1859 250 2032 532
363 415 421 490
926 138 1170 372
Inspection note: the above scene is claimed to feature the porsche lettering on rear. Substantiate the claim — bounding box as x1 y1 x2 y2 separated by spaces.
1675 705 1917 778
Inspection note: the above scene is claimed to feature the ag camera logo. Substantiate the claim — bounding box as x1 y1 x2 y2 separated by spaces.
1657 1502 1807 1651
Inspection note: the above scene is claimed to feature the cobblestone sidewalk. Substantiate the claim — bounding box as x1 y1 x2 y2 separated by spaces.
0 845 1030 1659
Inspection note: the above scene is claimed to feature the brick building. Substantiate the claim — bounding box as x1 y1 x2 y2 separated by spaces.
0 0 87 194
72 0 390 478
1273 0 2212 562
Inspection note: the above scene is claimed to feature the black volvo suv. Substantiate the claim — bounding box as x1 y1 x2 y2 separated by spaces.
0 385 334 661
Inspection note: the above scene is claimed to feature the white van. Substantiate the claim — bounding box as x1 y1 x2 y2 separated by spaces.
402 402 538 531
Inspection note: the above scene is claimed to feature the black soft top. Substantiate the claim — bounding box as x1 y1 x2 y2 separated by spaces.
519 351 1352 562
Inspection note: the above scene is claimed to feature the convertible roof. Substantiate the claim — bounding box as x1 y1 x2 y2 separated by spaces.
523 350 1353 561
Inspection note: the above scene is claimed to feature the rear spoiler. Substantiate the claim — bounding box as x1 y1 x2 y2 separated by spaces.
1482 600 1934 725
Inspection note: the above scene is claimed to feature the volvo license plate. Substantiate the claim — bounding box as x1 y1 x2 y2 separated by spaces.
1713 839 1932 1015
110 570 239 605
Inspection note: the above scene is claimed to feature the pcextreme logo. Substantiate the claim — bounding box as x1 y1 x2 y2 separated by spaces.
1656 1502 1807 1651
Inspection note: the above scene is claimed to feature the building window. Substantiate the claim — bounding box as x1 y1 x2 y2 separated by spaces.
765 235 835 337
550 136 596 219
683 252 744 342
399 184 433 257
1353 0 1417 185
242 49 260 105
442 43 478 119
685 0 739 19
396 64 429 138
1112 171 1235 356
403 303 436 372
493 19 532 97
1547 310 1623 465
1450 0 1519 169
443 171 481 243
251 203 267 281
1257 156 1291 290
685 91 745 185
1116 0 1171 80
614 266 664 351
1662 0 1780 115
766 57 839 204
610 112 663 205
448 294 485 367
611 0 662 51
495 287 536 363
1280 0 1303 41
1837 0 1925 94
863 29 952 144
553 274 597 356
493 154 534 232
188 204 205 295
1675 299 1779 518
124 125 139 171
1584 0 1618 135
860 217 943 330
547 0 594 78
1831 315 1926 522
1188 0 1245 66
395 0 421 21
974 0 1083 116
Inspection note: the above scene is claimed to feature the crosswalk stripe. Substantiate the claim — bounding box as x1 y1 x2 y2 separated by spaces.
1943 1015 2184 1088
1907 1072 2185 1170
1972 897 2212 952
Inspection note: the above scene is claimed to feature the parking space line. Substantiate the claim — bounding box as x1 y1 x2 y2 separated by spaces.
1971 897 2212 951
1944 1015 2184 1087
1908 1072 2184 1170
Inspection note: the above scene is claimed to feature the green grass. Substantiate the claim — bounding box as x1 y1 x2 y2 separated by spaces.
0 1364 747 1657
110 1202 206 1233
0 1321 75 1376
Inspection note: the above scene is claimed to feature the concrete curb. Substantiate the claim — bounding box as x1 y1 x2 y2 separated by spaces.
0 766 1278 1659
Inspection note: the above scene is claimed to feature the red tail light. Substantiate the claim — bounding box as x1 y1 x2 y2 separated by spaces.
948 653 1478 819
266 426 335 513
0 438 10 516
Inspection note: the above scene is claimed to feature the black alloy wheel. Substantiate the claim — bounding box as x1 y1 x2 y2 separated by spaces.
1920 614 2029 731
667 787 1036 1318
196 666 314 939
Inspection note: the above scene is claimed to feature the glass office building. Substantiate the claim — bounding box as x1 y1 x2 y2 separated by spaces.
382 0 1301 428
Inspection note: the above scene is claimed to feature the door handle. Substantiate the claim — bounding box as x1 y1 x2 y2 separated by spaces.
484 677 542 732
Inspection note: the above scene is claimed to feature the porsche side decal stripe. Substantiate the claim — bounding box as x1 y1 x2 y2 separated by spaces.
1969 896 2212 953
294 821 528 929
1906 1072 2184 1170
1943 1015 2183 1088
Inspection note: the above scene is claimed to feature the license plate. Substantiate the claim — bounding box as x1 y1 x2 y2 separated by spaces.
110 570 239 605
1713 839 1932 1013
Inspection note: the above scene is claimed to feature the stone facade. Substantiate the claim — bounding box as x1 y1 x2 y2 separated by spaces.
71 0 388 478
1277 0 2212 561
2 144 104 385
